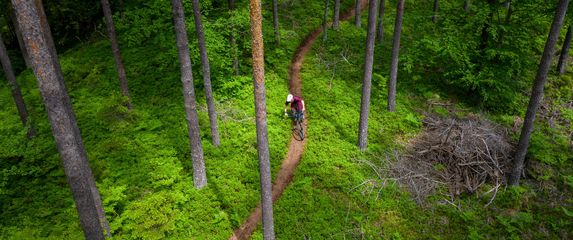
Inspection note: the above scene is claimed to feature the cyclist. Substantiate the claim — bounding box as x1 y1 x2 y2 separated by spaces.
284 93 305 121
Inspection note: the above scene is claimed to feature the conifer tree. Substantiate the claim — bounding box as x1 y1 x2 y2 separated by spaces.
171 0 207 189
101 0 132 110
358 0 379 150
12 0 109 238
191 0 221 147
250 0 275 238
387 0 404 112
510 0 570 186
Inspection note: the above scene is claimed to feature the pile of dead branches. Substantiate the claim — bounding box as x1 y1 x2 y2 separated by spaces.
390 114 514 204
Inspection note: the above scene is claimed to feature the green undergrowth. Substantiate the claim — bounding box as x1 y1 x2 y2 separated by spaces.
2 0 573 239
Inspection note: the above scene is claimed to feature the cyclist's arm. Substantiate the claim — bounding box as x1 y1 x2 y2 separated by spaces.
284 101 290 114
301 100 306 111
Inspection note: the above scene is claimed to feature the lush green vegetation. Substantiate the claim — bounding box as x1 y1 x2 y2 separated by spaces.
1 0 572 239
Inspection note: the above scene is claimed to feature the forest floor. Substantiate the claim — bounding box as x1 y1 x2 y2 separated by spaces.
230 1 368 239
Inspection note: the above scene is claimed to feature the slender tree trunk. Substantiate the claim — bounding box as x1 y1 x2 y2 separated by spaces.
558 25 572 75
510 0 570 186
322 0 329 43
229 0 239 75
101 0 132 110
12 0 108 239
497 0 512 47
333 0 340 30
191 0 221 147
35 1 110 236
377 0 385 43
387 0 404 112
9 6 31 68
119 0 125 20
250 0 275 238
355 0 361 27
357 0 379 150
171 0 207 189
432 0 439 23
0 31 35 137
272 0 280 45
464 0 470 12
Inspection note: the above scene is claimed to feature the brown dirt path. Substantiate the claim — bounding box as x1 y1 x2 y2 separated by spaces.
230 1 367 239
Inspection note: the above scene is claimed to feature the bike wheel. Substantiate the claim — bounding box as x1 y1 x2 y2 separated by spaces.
293 120 305 141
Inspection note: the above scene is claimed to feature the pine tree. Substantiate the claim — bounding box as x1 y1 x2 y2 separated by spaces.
355 0 362 27
333 0 340 30
191 0 221 147
272 0 280 44
0 31 35 137
171 0 207 189
377 0 385 43
12 0 109 238
510 0 570 186
557 25 572 75
358 0 379 150
101 0 132 110
249 0 275 238
387 0 404 112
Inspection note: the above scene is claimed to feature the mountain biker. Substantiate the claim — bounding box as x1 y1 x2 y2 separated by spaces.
284 93 305 121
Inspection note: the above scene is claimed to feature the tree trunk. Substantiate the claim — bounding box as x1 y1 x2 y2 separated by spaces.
11 0 108 239
229 0 239 75
119 0 125 20
387 0 404 112
272 0 280 45
357 0 379 150
377 0 385 43
322 0 329 43
101 0 132 110
9 6 31 68
509 0 570 186
333 0 340 30
432 0 439 23
497 0 512 47
355 0 361 27
464 0 470 12
249 0 275 238
171 0 207 189
191 0 221 147
557 25 572 75
0 31 35 137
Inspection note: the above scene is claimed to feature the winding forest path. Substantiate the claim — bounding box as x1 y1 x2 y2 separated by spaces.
230 1 367 239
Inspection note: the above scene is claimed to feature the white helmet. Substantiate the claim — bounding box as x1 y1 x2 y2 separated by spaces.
286 94 294 102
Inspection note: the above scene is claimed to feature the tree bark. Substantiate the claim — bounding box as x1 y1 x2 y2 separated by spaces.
11 0 107 239
9 5 31 68
557 25 572 75
171 0 207 189
355 0 361 27
101 0 132 110
432 0 439 23
510 0 570 186
333 0 340 30
377 0 385 43
464 0 470 12
387 0 404 112
191 0 221 147
322 0 329 43
272 0 280 45
358 0 379 150
229 0 239 75
249 0 275 238
0 31 35 137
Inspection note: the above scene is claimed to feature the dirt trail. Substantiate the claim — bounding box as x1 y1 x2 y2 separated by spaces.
230 2 367 239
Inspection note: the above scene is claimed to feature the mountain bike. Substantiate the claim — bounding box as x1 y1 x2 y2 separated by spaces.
291 111 305 141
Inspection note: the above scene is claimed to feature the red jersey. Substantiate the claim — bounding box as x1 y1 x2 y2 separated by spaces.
291 96 303 111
